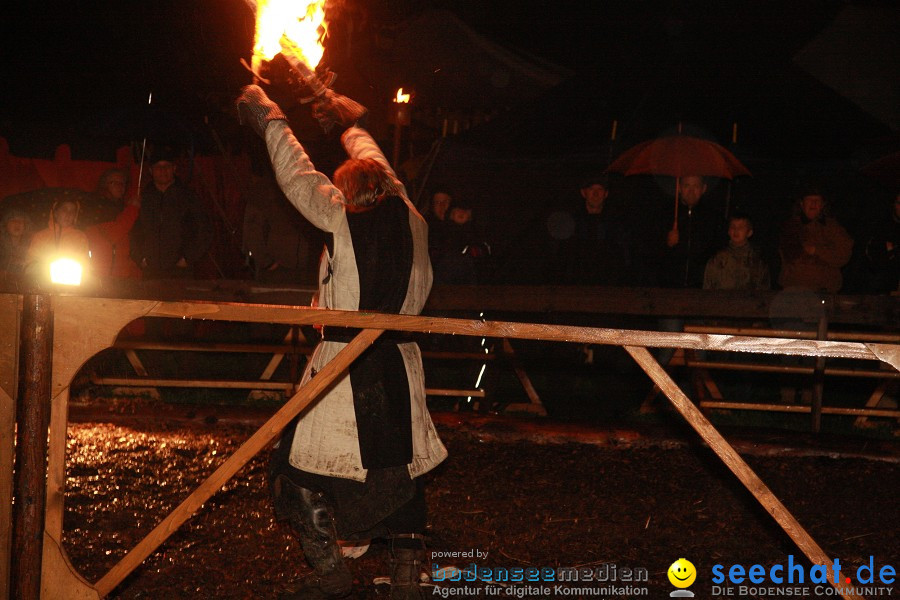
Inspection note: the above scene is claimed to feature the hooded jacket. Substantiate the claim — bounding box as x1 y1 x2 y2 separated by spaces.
26 200 90 278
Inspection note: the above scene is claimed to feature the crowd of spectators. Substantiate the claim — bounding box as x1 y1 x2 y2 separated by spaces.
534 176 898 296
1 157 897 299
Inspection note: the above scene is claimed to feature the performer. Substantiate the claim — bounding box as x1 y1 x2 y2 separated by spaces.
237 84 446 600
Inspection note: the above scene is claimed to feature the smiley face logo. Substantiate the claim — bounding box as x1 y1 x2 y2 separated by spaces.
668 558 697 588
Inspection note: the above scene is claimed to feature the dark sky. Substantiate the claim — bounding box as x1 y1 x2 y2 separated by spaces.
1 0 896 160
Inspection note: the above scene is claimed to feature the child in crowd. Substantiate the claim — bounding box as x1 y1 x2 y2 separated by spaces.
703 212 770 291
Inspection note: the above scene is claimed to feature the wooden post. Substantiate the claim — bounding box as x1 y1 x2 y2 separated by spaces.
11 294 53 600
812 307 828 433
289 325 300 386
94 328 384 597
625 345 852 600
0 293 21 600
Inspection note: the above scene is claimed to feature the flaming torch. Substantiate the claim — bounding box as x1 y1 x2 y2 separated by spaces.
250 0 327 78
391 88 412 168
245 0 365 131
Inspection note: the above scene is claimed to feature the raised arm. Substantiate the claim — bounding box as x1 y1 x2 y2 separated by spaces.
341 127 409 200
237 85 346 233
265 121 346 233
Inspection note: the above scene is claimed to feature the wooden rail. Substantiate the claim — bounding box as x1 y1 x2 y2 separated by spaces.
676 324 900 427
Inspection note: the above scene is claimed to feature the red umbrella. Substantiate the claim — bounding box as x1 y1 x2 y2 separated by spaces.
607 133 751 227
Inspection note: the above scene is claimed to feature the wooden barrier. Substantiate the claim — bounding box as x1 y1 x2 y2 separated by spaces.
673 324 900 429
90 333 510 409
4 290 898 599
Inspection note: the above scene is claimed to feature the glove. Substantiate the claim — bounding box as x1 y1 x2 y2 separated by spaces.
311 88 368 133
236 85 287 138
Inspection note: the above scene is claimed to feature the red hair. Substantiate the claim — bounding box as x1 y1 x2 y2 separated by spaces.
333 158 403 207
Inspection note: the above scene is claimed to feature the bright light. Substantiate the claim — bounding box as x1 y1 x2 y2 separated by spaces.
253 0 327 71
49 258 83 286
394 88 411 103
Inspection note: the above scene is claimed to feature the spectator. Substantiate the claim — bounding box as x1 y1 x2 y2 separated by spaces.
660 175 721 288
778 188 853 292
0 207 32 282
431 197 491 285
425 190 452 227
85 168 141 280
425 189 453 268
130 147 212 279
549 174 630 285
703 212 771 290
861 191 900 293
242 168 320 285
26 198 90 281
654 175 721 366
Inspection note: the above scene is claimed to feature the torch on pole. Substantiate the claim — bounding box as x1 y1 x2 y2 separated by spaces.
391 88 411 169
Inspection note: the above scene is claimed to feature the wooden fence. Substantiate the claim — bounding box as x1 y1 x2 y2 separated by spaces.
1 286 898 598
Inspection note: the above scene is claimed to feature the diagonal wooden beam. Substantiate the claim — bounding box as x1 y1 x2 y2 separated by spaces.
625 345 852 600
94 328 384 597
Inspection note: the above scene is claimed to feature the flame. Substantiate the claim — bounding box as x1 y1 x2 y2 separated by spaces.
252 0 327 72
394 88 411 103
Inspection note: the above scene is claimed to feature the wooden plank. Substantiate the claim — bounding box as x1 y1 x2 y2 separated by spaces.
79 279 900 328
91 377 293 391
424 285 900 326
700 401 900 418
139 301 885 364
43 298 158 559
51 297 158 398
811 315 829 433
688 360 900 378
43 387 71 545
41 532 99 599
94 328 384 597
258 329 294 381
0 293 19 600
684 324 900 343
123 350 149 377
625 345 852 600
95 377 484 399
501 339 545 415
426 388 486 398
854 383 891 428
115 340 303 354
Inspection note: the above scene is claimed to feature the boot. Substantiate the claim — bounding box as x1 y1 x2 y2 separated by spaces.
389 534 426 600
275 477 353 599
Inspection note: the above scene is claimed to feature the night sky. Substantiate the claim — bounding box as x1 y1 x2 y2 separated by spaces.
1 0 897 161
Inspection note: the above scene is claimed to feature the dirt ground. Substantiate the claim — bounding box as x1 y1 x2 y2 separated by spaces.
57 406 899 600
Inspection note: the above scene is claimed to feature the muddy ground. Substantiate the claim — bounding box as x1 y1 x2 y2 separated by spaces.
59 407 899 600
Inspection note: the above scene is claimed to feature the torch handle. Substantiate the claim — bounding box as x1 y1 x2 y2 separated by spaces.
279 37 328 97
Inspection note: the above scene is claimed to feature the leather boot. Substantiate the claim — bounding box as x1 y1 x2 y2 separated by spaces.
389 533 426 600
275 477 353 599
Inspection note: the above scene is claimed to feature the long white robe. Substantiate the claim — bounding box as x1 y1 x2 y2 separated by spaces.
264 121 447 482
